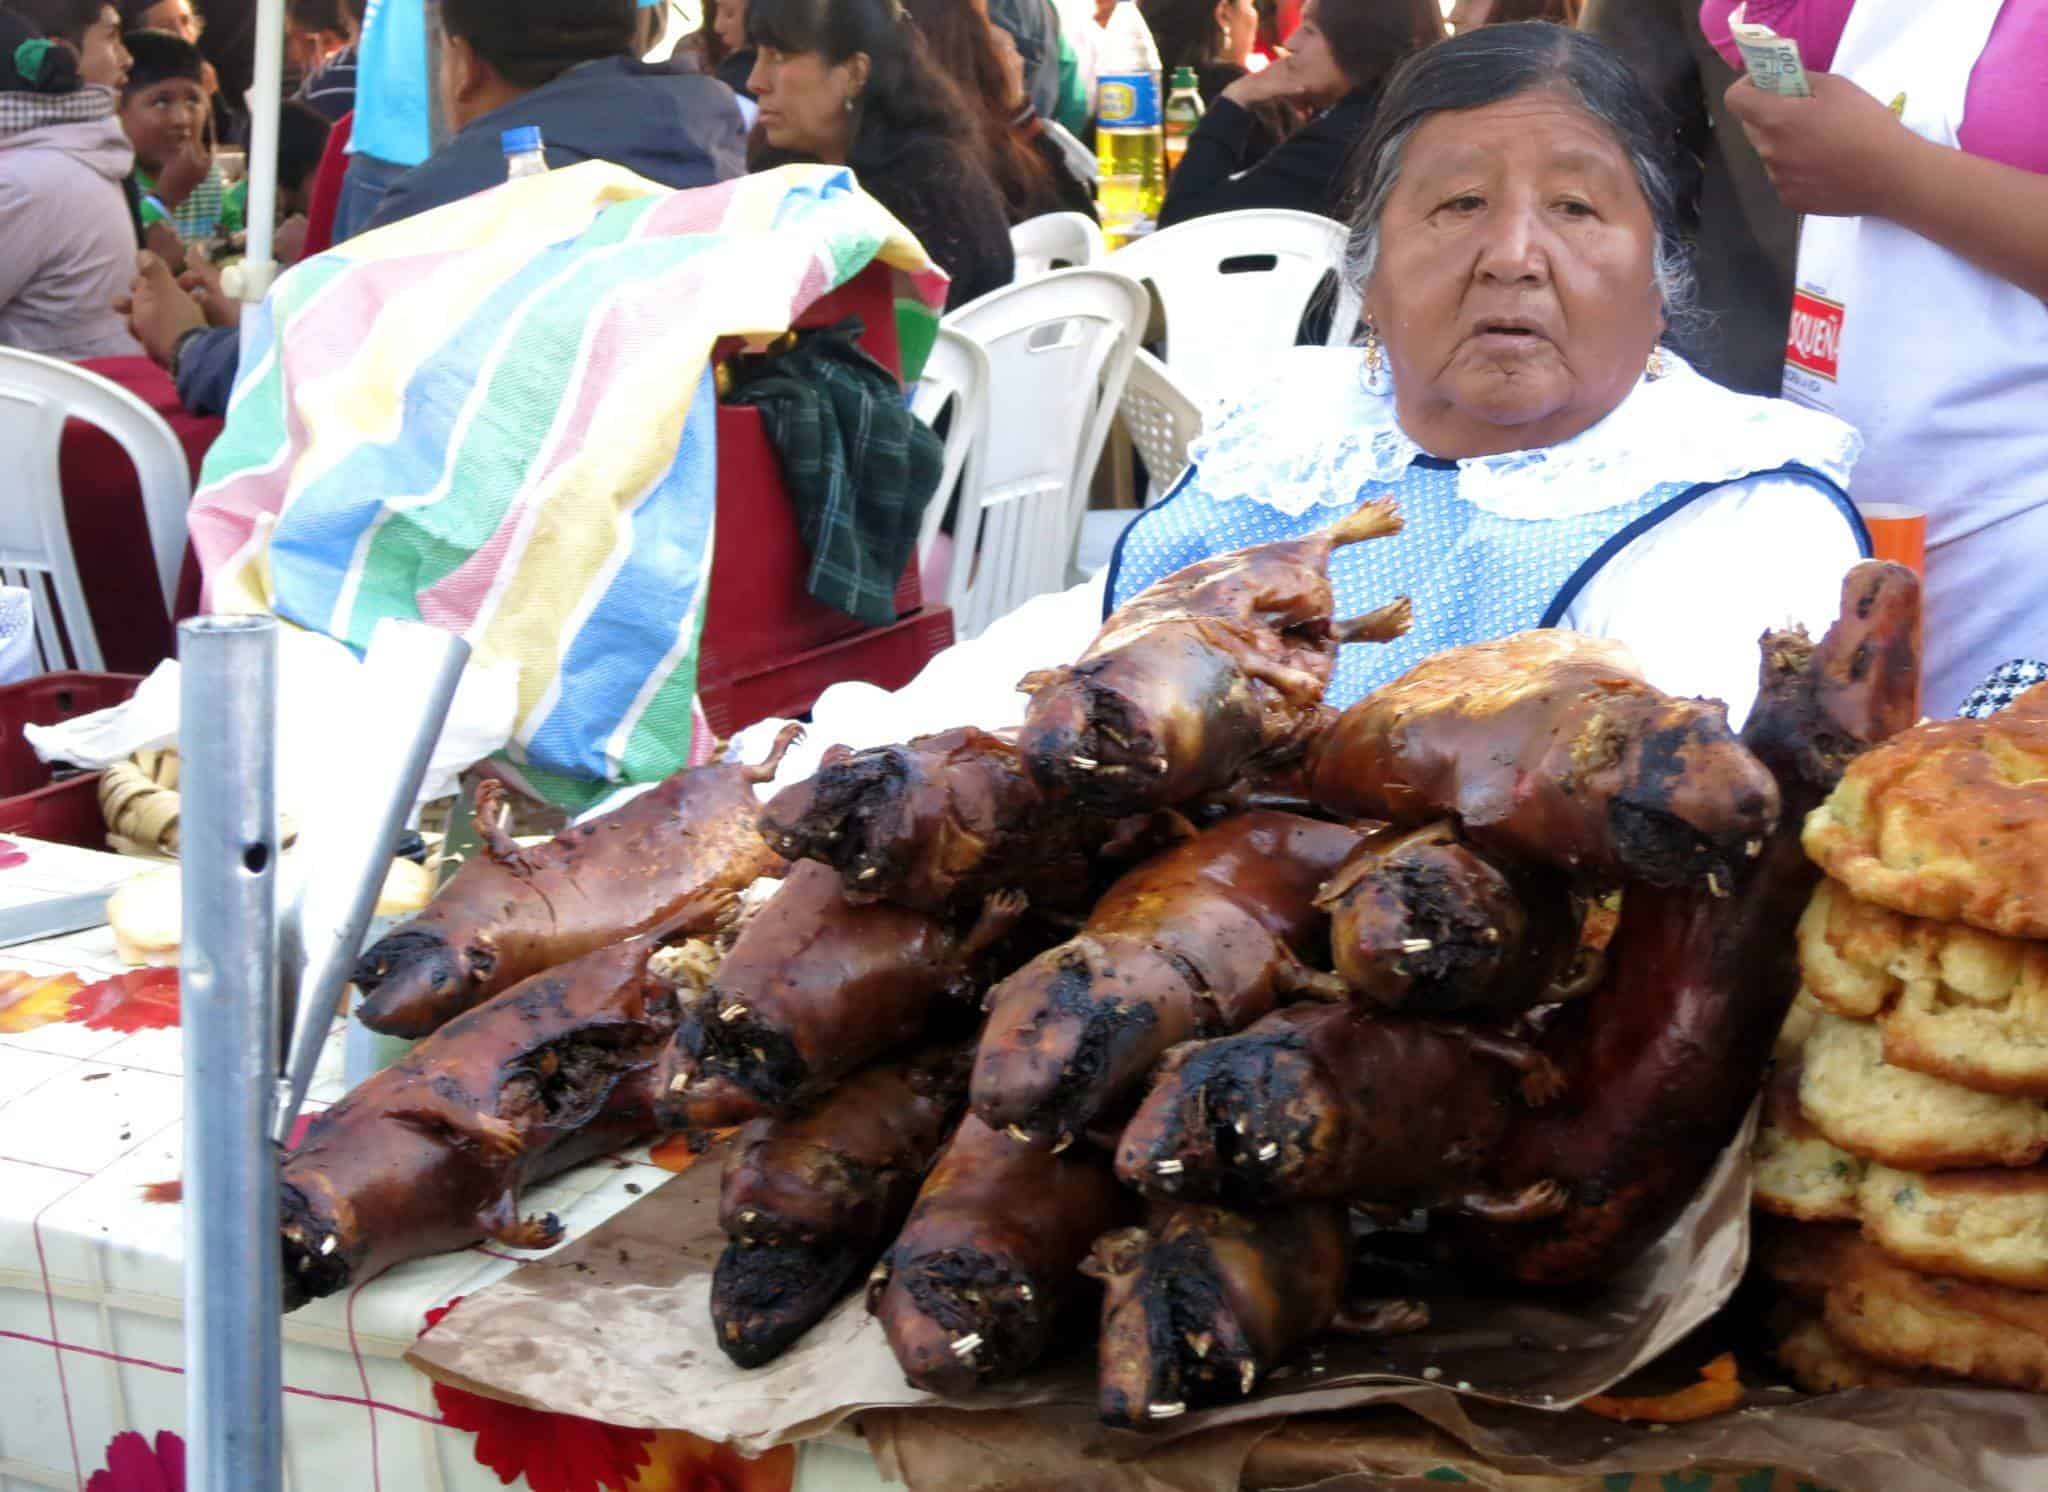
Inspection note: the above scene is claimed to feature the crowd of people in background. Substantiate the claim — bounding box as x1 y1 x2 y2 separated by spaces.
0 0 2042 712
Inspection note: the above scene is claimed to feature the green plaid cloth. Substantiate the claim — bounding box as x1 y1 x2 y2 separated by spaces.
727 318 943 627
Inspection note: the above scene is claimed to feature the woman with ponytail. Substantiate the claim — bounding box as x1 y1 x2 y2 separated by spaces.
0 5 142 356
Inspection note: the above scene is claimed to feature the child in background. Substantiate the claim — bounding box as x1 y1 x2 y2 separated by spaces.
120 27 244 251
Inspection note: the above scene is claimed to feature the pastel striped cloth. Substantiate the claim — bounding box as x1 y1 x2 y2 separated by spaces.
189 162 949 806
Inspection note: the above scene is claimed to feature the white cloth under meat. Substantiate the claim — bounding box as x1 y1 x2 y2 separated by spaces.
731 350 1867 795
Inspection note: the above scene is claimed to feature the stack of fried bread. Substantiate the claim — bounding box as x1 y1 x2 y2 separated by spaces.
1753 683 2048 1393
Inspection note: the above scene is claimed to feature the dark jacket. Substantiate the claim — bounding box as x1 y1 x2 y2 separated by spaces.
861 134 1016 311
715 48 757 100
366 57 747 232
1158 85 1374 228
177 57 749 416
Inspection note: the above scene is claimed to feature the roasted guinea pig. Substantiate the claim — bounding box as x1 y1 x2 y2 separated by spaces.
712 1046 969 1367
757 727 1131 915
353 724 800 1038
668 861 1024 1113
281 931 684 1309
1306 633 1781 889
1115 1002 1564 1218
1087 1201 1427 1427
870 1115 1129 1393
971 811 1362 1148
1018 500 1413 816
1317 822 1598 1019
1450 564 1923 1288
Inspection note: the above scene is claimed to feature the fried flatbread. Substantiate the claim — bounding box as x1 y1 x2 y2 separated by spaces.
1799 1012 2048 1171
1803 683 2048 940
1860 1162 2048 1291
1825 1232 2048 1392
1798 877 2048 1096
1772 1309 1942 1394
1755 1060 1865 1223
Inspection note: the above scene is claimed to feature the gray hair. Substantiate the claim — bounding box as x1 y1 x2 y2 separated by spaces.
1343 23 1698 331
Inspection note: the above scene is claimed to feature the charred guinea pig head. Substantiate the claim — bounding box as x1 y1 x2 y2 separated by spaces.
1607 702 1781 890
351 928 481 1039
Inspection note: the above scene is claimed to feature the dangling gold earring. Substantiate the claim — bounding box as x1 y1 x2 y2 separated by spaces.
1645 347 1669 381
1363 322 1385 378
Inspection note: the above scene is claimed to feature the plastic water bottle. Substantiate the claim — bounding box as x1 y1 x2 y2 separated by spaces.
502 125 548 181
1095 0 1163 244
1163 65 1204 178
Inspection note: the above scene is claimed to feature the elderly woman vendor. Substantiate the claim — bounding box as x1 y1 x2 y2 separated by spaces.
753 24 1870 783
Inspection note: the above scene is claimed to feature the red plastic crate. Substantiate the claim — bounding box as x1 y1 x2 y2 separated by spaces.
698 606 954 740
0 672 144 848
698 260 931 729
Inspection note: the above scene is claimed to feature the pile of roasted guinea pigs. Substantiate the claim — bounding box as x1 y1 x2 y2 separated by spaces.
1753 681 2048 1396
281 497 1930 1428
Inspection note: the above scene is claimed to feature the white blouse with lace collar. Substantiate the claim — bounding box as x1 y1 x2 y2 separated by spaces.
1185 346 1863 521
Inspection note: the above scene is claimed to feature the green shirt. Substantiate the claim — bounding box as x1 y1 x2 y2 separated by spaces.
136 162 247 243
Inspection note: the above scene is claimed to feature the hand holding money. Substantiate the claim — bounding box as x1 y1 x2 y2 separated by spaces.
1727 7 1812 98
1726 72 1924 219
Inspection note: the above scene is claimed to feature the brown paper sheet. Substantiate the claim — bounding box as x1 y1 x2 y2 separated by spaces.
408 1109 1756 1456
408 1107 2048 1491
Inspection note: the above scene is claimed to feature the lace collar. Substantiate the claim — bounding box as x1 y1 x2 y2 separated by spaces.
1185 346 1864 520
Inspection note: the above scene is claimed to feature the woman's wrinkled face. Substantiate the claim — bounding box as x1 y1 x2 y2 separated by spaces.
1216 0 1257 65
749 44 865 161
79 5 132 88
714 0 749 52
1363 89 1664 458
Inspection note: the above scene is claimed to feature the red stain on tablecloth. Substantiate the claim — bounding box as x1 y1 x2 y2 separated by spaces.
85 1429 184 1492
69 968 179 1031
140 1179 182 1205
0 839 30 871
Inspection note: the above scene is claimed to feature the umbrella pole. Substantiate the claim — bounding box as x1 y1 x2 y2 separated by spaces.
233 0 289 331
179 616 284 1492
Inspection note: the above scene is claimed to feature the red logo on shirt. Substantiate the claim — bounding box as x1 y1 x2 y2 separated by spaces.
1786 289 1844 382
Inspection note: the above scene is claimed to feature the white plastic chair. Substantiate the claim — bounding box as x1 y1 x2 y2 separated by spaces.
1010 212 1107 281
937 267 1149 640
0 349 190 672
1075 348 1205 577
909 326 992 603
1104 208 1360 407
1040 119 1100 191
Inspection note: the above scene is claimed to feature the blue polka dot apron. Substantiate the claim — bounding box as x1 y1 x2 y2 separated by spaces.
1105 455 1851 710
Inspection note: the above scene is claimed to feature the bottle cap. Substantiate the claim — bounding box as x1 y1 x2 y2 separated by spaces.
1172 66 1198 87
501 125 544 156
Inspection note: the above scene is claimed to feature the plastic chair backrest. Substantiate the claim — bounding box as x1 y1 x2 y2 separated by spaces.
1011 212 1107 281
1105 208 1359 406
1040 119 1099 188
909 326 992 570
0 350 190 672
1120 346 1203 501
940 267 1148 639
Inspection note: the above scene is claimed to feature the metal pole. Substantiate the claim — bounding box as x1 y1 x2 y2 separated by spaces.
179 615 283 1492
273 619 470 1142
